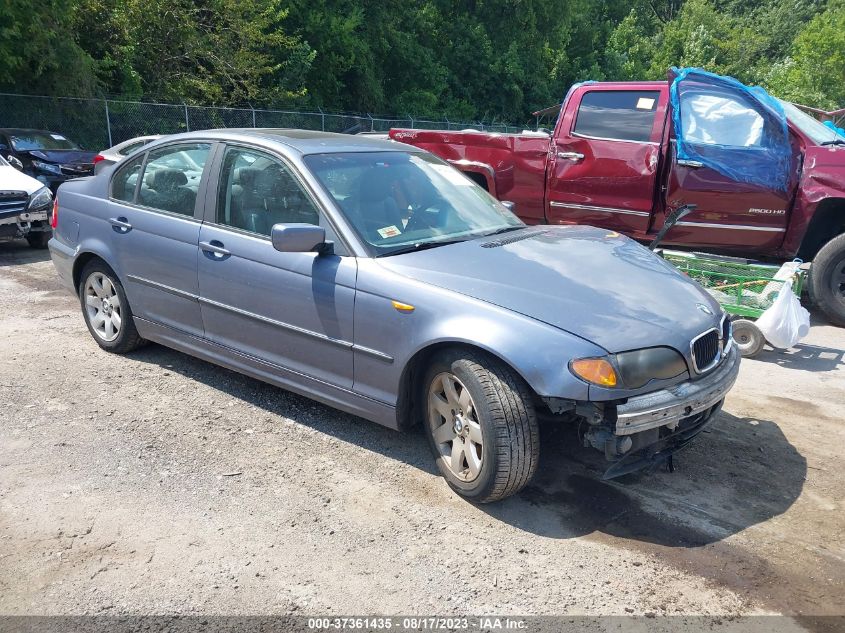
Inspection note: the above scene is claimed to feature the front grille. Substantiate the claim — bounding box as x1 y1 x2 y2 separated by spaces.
0 190 29 220
691 329 720 373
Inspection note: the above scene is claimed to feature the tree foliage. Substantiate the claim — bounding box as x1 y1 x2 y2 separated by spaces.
0 0 841 123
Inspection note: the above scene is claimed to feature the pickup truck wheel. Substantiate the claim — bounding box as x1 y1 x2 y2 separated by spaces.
78 261 146 353
809 233 845 327
731 319 765 357
26 231 51 249
423 350 539 503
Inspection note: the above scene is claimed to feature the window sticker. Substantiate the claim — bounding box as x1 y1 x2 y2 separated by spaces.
50 134 67 140
377 225 402 239
636 97 655 110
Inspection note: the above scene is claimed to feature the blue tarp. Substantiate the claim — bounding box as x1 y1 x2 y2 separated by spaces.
669 67 792 192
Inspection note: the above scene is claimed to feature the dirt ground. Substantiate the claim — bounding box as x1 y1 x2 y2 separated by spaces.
1 241 843 626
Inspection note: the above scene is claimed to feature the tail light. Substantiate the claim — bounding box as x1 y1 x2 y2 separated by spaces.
93 154 105 165
50 196 59 229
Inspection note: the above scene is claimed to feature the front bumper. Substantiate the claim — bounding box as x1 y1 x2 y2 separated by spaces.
613 345 740 436
0 210 49 226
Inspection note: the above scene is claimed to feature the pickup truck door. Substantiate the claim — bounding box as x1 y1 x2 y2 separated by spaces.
545 85 667 236
656 69 798 254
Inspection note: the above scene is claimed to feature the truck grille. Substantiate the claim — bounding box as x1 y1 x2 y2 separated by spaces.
691 329 721 373
0 191 28 220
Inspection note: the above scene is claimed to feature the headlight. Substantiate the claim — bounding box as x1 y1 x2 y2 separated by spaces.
27 187 53 211
570 347 687 389
615 347 687 389
32 160 62 175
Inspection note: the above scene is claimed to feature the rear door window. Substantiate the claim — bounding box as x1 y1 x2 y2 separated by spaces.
111 154 145 203
137 143 210 217
573 90 661 142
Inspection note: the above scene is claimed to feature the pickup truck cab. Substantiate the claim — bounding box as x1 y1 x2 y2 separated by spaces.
390 69 845 326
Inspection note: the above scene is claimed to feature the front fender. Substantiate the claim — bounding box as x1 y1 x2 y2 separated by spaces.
352 259 605 407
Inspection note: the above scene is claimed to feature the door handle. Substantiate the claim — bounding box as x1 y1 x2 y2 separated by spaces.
677 159 703 168
108 217 132 233
199 240 230 258
557 151 585 162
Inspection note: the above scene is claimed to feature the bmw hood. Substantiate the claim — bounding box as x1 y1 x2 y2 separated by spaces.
377 225 723 353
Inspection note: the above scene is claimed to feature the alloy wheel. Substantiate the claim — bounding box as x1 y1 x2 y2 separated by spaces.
84 272 123 342
428 372 483 482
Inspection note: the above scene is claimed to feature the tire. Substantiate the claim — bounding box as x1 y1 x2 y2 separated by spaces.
78 259 146 353
808 233 845 327
423 349 539 503
731 319 765 358
26 230 51 249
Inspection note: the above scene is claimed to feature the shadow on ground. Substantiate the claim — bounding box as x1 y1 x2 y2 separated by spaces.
126 341 806 551
755 343 844 372
0 240 51 267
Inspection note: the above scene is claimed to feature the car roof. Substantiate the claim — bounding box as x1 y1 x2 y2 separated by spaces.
0 128 61 135
165 128 418 155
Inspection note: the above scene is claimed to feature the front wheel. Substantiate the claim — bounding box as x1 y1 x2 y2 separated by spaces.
78 260 146 353
423 349 539 503
808 233 845 327
26 230 51 249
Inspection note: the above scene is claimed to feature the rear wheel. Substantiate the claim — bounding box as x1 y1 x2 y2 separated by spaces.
423 349 539 503
78 260 145 353
731 319 765 358
809 233 845 327
26 230 51 249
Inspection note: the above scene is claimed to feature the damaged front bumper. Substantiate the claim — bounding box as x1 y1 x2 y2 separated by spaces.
614 344 740 436
575 345 740 479
0 210 50 238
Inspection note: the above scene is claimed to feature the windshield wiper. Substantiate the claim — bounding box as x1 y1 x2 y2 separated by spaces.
479 226 525 238
376 238 467 257
821 138 845 146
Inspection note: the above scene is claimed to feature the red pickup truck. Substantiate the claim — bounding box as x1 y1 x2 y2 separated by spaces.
390 70 845 326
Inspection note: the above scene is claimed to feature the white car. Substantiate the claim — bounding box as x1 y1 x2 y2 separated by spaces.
93 135 162 174
0 155 53 248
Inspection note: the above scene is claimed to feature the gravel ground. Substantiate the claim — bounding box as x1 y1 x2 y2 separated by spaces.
0 241 843 625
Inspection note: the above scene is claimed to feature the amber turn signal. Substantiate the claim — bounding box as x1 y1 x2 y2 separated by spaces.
570 358 617 387
391 300 415 313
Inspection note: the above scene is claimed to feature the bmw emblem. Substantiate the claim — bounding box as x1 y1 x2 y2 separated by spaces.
696 303 714 315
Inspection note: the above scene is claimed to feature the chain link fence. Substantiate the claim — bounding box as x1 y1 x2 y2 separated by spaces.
0 93 522 150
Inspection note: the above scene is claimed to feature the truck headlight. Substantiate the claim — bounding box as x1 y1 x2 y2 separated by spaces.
27 187 53 211
570 347 686 389
32 160 62 175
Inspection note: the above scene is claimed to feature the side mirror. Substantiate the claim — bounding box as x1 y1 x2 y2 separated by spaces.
271 223 331 254
501 200 516 212
7 155 23 171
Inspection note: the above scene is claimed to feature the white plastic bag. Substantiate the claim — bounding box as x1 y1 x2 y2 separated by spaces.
755 279 810 349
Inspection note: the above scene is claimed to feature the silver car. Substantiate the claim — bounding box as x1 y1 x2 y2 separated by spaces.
93 135 162 174
49 130 740 502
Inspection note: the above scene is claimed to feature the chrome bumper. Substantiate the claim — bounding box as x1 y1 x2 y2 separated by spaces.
614 345 740 436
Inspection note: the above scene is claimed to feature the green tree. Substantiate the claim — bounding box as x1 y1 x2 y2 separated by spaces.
765 0 845 109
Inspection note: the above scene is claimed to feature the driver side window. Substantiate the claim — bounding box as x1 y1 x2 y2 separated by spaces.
216 147 320 237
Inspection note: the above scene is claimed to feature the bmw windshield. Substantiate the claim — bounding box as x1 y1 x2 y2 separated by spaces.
304 151 524 256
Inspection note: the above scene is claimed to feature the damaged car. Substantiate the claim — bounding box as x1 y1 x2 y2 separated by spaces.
0 154 53 248
49 130 740 502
